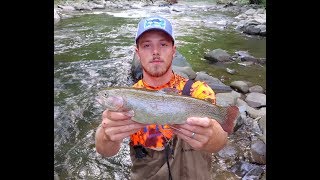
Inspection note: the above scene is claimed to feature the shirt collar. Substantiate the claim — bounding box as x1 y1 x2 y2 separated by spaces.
142 72 177 90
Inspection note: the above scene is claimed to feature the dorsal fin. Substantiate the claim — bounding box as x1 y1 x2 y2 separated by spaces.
159 88 180 95
203 97 215 104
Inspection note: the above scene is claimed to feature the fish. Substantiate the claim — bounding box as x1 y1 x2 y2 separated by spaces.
96 87 240 133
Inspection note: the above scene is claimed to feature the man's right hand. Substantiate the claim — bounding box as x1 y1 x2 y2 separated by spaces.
100 109 146 142
95 109 146 157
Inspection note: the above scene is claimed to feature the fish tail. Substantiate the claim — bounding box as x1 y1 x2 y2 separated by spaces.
220 106 240 134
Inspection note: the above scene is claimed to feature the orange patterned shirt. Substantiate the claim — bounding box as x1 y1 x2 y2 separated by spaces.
129 73 216 149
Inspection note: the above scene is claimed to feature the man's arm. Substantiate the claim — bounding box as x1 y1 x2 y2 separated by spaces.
95 125 122 157
172 80 228 153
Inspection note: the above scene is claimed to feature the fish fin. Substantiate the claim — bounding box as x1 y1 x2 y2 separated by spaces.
220 106 240 134
159 88 180 95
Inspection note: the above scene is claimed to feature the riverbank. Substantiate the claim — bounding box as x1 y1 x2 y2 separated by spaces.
54 0 266 37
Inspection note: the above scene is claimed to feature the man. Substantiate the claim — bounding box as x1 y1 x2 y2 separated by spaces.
95 15 228 179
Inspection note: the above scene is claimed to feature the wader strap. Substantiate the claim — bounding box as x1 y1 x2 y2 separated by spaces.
182 79 194 96
162 79 194 180
165 143 173 180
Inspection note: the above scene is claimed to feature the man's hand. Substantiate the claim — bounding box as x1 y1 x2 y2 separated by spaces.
100 109 146 142
95 108 145 157
171 117 228 153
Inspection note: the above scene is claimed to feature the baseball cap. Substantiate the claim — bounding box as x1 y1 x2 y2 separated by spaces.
135 15 174 44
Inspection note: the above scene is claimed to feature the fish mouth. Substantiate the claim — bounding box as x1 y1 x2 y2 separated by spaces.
95 96 104 105
95 96 124 111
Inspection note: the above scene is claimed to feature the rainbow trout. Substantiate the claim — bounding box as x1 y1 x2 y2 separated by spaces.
96 87 240 133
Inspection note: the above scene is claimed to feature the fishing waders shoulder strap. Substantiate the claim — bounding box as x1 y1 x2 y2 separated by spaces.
164 80 194 180
182 79 195 96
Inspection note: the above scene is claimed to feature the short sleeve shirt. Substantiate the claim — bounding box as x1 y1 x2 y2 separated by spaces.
130 73 216 149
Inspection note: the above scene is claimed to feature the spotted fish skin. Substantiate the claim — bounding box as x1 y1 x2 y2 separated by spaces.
96 87 240 133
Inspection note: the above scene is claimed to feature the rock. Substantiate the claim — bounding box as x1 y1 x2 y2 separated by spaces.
195 72 232 93
248 85 264 93
245 92 266 108
204 48 233 62
250 140 266 164
230 81 249 93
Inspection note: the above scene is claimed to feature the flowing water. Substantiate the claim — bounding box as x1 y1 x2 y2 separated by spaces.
54 1 266 179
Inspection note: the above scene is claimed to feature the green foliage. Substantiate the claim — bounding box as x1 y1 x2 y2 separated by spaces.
234 0 266 7
237 0 250 4
249 0 266 6
217 0 266 6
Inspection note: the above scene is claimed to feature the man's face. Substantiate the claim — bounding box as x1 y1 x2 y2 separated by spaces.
135 30 176 77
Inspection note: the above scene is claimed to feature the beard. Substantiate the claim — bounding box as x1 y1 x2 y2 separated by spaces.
142 60 172 77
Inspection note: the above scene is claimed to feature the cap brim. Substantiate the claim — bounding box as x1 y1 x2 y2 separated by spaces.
135 28 174 44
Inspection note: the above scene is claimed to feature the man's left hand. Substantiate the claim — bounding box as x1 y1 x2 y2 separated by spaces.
171 117 228 152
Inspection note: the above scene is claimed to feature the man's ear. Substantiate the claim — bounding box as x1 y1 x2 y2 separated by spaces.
172 45 176 57
135 46 140 58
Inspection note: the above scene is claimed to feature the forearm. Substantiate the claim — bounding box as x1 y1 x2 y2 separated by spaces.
95 126 122 157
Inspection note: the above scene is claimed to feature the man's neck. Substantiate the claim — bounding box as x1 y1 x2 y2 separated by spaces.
142 70 174 87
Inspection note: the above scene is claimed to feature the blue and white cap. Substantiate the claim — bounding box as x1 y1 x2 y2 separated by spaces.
135 15 174 44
